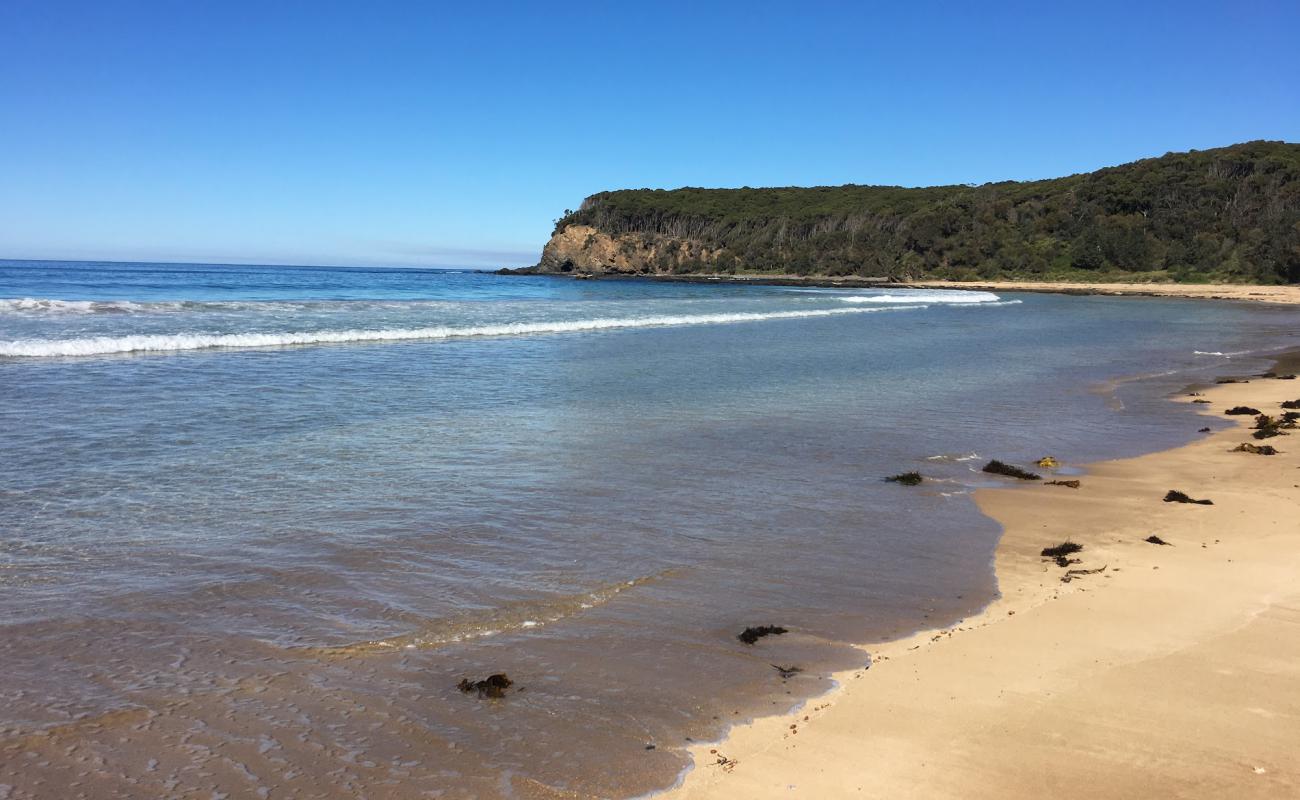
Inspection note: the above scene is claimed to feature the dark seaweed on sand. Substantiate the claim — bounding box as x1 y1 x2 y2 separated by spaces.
1233 443 1279 455
1164 490 1213 505
1041 541 1083 558
982 460 1041 481
1282 399 1300 410
738 625 787 645
1252 415 1287 440
1224 406 1262 415
1145 535 1172 546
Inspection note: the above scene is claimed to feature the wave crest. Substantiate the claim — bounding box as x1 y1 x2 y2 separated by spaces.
835 290 1002 304
0 305 920 358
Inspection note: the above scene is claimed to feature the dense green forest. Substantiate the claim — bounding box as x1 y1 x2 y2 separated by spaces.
550 142 1300 283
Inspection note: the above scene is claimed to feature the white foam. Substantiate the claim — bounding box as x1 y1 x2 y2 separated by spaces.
1 298 109 313
0 297 456 315
835 290 1002 304
0 306 920 358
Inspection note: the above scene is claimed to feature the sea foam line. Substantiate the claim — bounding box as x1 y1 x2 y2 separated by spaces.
834 290 1003 304
0 306 919 358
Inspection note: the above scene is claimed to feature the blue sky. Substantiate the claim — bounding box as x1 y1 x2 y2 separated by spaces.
1 1 1297 269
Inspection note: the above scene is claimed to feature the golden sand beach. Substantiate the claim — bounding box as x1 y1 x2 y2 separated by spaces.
904 281 1300 305
666 359 1300 799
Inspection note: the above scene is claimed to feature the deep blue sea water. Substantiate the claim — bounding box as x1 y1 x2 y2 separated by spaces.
3 259 1300 798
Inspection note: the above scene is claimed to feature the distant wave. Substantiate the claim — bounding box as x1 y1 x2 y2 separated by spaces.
0 297 466 315
0 298 153 314
1192 349 1255 358
834 290 1002 304
0 305 923 358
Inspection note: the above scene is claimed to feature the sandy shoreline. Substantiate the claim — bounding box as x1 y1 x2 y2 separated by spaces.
506 270 1300 305
902 280 1300 305
661 357 1300 799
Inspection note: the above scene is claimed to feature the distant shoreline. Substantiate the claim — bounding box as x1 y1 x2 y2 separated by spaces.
500 269 1300 304
664 349 1300 799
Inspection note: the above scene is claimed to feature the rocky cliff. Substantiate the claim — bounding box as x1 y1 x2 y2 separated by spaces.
532 224 726 276
516 142 1300 283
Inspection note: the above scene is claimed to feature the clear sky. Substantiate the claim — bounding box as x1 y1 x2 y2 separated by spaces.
2 1 1297 269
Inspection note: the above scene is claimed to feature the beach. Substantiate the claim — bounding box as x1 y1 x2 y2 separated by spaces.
5 262 1300 799
666 357 1300 799
904 280 1300 305
540 272 1300 306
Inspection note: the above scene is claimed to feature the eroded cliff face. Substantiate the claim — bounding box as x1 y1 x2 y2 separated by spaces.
534 225 725 275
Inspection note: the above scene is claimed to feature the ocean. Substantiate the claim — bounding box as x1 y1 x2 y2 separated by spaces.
2 259 1299 798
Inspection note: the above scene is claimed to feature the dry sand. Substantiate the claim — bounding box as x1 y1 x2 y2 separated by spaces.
664 367 1300 799
902 280 1300 305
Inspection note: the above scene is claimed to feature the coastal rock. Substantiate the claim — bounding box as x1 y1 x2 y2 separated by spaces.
535 224 727 276
1225 406 1262 415
885 471 923 486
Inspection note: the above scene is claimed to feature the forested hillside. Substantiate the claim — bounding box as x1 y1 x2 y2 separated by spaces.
536 142 1300 283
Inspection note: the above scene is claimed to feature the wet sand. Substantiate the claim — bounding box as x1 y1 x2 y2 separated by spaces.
664 362 1300 798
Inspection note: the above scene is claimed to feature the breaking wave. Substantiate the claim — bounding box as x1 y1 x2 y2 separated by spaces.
0 297 464 315
1 305 920 358
834 290 1003 304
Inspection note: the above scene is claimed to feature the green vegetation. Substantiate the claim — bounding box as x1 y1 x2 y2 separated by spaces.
553 141 1300 283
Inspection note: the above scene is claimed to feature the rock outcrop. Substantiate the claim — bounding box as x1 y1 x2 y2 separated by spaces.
533 225 726 276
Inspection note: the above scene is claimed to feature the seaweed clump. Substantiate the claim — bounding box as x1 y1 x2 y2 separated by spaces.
1164 490 1213 505
982 460 1041 480
458 673 513 698
1224 406 1262 415
1281 399 1300 410
738 625 788 645
1253 415 1287 440
1046 479 1081 489
1145 535 1172 546
1233 443 1279 455
885 471 923 486
1041 541 1083 567
1062 565 1107 583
